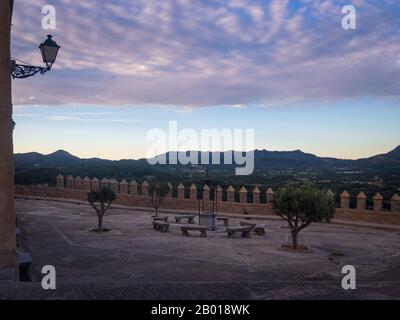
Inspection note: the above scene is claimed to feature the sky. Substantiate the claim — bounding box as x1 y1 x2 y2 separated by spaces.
10 0 400 160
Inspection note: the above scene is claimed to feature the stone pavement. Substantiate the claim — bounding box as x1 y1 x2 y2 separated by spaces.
2 199 400 300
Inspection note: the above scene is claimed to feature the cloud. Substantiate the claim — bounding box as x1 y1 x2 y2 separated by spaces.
46 115 82 121
47 110 144 123
10 0 400 108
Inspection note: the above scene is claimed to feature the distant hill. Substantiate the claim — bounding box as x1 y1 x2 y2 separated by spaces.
13 146 400 172
14 146 400 196
13 150 115 169
14 147 400 197
364 145 400 165
14 150 81 168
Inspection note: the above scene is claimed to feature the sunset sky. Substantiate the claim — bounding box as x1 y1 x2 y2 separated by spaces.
11 0 400 160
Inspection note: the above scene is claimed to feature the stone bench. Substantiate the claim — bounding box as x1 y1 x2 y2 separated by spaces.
240 221 266 235
175 215 195 224
226 226 252 238
152 221 169 233
217 217 229 227
152 216 168 222
181 226 207 238
254 224 266 235
240 221 257 230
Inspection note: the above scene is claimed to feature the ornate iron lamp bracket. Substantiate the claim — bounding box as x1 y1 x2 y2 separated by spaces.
11 60 50 79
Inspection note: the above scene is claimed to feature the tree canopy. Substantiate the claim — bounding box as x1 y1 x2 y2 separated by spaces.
87 188 116 232
272 182 336 249
148 182 170 216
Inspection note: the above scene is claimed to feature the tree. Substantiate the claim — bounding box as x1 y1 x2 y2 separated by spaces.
272 182 336 250
87 188 116 232
148 182 170 217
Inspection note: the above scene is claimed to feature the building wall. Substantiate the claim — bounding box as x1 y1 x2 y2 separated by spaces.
0 0 17 270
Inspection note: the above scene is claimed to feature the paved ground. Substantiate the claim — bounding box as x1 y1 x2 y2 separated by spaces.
2 199 400 299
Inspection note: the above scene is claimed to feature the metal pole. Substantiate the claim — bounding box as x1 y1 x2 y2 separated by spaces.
215 188 218 215
198 198 200 225
213 188 215 231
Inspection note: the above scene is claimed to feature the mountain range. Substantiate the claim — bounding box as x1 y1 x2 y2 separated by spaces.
13 146 400 196
14 146 400 171
14 146 400 170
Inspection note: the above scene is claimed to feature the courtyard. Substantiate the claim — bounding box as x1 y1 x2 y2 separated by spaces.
1 199 400 299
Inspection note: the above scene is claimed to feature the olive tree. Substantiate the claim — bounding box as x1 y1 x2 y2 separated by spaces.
87 188 116 232
148 182 170 217
272 182 336 250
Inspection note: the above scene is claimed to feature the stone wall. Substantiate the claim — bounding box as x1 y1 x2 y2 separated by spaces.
15 185 274 216
14 175 400 226
335 208 400 226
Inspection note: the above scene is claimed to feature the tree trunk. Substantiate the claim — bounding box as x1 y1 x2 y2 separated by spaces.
98 214 103 232
291 229 298 250
155 207 158 217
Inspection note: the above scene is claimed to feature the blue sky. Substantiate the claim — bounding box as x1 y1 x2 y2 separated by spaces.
14 99 400 160
10 0 400 160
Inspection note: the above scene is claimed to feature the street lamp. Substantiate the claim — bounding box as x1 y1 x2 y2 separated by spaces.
11 34 60 79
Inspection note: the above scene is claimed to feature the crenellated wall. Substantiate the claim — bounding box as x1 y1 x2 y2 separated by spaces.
14 175 400 226
54 174 277 213
15 184 273 215
338 190 400 213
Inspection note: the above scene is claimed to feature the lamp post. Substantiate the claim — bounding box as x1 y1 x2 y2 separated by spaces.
10 35 59 144
11 35 60 79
